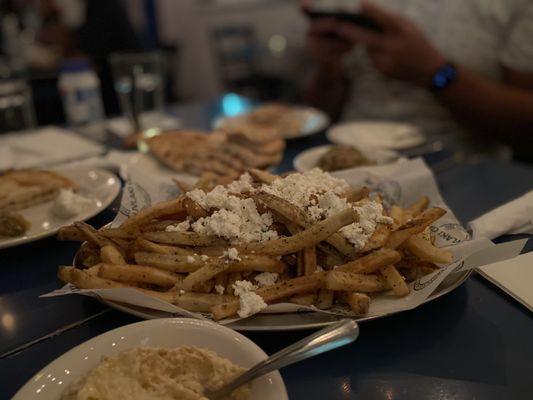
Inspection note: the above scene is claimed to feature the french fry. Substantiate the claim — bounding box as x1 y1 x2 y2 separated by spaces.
134 252 287 274
256 191 358 258
225 272 243 295
249 168 278 184
120 196 185 231
100 245 126 265
59 266 126 289
178 259 231 291
316 289 334 309
134 252 204 273
403 234 453 264
144 231 228 246
173 178 192 193
212 273 326 320
214 274 228 292
85 264 101 276
140 220 178 233
194 278 215 293
98 263 183 288
380 265 410 297
99 227 137 240
325 271 389 292
341 292 370 316
336 248 402 274
134 238 193 255
57 225 86 241
174 292 235 313
386 207 446 249
59 266 178 303
390 205 404 225
359 223 391 253
74 222 116 249
290 292 316 306
194 171 218 191
237 208 358 256
342 186 370 203
183 196 208 219
404 196 430 220
303 246 317 276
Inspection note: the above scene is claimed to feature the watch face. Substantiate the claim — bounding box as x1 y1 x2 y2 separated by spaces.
432 64 457 91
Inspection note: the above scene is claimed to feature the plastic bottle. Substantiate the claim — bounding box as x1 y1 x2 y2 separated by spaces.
58 59 104 127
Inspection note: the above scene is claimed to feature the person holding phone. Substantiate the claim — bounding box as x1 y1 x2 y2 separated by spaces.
304 0 533 160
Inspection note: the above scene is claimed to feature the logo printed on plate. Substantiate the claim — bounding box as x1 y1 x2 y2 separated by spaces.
119 182 152 218
430 223 470 246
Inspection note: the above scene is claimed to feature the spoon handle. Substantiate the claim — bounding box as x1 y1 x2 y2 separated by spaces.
209 319 359 399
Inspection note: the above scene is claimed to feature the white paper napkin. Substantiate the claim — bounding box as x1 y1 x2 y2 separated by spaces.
469 191 533 239
0 126 105 171
478 252 533 312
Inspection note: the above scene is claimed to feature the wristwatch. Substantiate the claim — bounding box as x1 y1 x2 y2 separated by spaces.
430 63 458 93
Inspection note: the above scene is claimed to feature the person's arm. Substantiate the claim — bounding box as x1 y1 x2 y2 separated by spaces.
334 1 533 138
303 19 353 121
437 66 533 137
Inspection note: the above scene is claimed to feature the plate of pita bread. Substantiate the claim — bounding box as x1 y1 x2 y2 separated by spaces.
214 103 330 139
141 125 286 185
0 168 120 249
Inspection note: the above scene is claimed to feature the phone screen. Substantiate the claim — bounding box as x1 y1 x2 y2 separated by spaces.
303 0 381 32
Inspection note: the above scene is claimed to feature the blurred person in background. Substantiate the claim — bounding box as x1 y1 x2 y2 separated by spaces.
304 0 533 161
36 0 141 115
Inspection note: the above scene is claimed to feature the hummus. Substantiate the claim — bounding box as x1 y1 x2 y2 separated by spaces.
61 346 250 400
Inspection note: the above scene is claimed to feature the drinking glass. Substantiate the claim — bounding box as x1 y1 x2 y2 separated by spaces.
0 79 35 133
109 51 165 132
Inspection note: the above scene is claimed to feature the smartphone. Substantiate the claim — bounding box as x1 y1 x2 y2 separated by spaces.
303 0 381 32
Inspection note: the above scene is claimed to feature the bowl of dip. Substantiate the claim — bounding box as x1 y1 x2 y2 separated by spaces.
13 318 288 400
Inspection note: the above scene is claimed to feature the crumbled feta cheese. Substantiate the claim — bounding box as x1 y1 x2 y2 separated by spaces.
232 280 258 296
179 289 185 295
186 184 277 243
232 280 267 318
165 220 190 232
227 172 254 193
254 272 278 287
51 189 93 219
237 292 267 318
314 266 324 273
200 255 209 261
186 255 195 263
223 248 241 261
262 168 349 210
214 285 225 294
377 215 394 225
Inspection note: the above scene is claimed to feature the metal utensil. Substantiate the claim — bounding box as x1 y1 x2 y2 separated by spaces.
205 319 359 399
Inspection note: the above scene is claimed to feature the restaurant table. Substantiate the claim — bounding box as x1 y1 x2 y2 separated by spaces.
1 99 532 399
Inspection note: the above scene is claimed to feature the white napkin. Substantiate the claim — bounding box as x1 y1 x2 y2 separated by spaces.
469 191 533 239
107 111 181 138
478 252 533 312
0 127 105 171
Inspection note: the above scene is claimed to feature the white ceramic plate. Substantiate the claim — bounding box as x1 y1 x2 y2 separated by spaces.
328 121 426 150
214 106 330 139
0 168 120 249
13 318 287 400
293 144 400 173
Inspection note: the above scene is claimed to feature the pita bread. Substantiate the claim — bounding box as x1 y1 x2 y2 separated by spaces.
0 170 75 212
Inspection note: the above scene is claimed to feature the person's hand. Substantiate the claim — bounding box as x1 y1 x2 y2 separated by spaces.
335 1 446 87
307 18 354 75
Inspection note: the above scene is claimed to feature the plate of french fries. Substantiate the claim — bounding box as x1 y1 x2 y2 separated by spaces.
49 158 487 331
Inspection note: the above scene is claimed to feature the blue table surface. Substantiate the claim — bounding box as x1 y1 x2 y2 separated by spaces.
1 100 532 399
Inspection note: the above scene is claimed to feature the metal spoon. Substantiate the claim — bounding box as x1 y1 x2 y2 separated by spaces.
205 319 359 399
